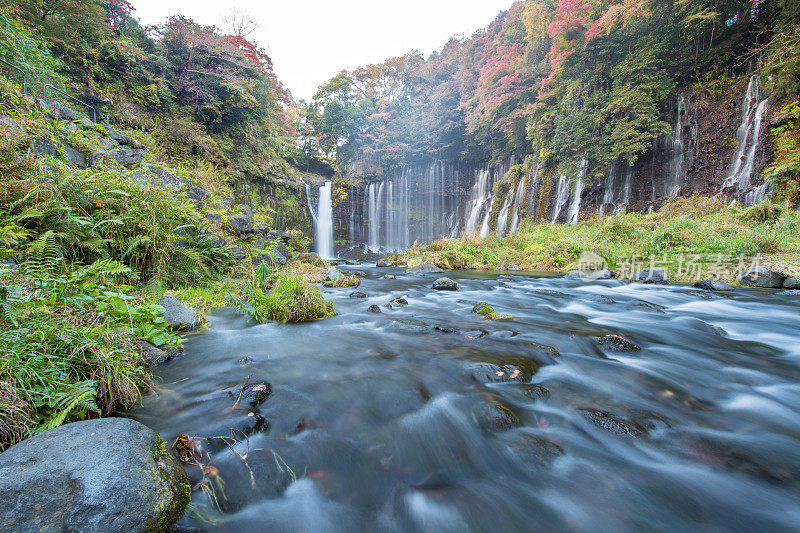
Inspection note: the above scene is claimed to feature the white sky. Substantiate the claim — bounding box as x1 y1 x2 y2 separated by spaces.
130 0 515 101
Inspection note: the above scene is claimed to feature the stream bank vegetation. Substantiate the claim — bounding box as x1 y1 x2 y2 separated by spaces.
405 196 800 283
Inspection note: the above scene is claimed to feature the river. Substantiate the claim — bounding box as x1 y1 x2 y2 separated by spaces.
133 265 800 531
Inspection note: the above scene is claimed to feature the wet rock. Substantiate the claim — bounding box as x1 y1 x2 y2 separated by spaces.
338 269 352 276
565 269 613 281
434 325 458 333
503 433 564 467
632 300 666 313
581 409 646 437
528 342 561 361
522 384 550 401
237 357 255 366
349 291 367 298
432 277 458 291
226 381 272 408
353 270 367 277
159 294 201 331
473 403 519 433
597 334 641 351
779 290 800 296
376 260 391 267
408 263 444 275
0 418 189 532
783 277 800 289
472 302 495 316
634 268 669 284
694 279 734 291
386 296 409 309
466 362 524 383
738 266 786 288
368 305 382 313
383 274 396 279
136 341 169 367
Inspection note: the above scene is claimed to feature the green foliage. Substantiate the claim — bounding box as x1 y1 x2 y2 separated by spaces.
243 274 335 323
0 8 67 89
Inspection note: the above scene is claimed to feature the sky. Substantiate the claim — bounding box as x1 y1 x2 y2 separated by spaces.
129 0 515 101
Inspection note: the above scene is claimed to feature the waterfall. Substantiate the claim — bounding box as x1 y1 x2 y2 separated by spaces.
723 75 769 191
551 175 570 223
496 197 512 237
745 183 770 206
602 160 634 214
666 94 697 198
509 175 526 234
566 178 585 224
316 182 334 259
465 167 492 234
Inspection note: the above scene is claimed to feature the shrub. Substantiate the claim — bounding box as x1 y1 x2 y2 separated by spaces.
246 274 334 323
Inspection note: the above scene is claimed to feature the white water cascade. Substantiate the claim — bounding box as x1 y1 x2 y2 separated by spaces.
566 177 585 224
602 160 634 214
465 167 492 234
666 94 698 198
723 75 769 192
509 175 526 234
496 196 512 237
316 182 334 259
565 157 588 224
745 183 770 206
551 175 570 223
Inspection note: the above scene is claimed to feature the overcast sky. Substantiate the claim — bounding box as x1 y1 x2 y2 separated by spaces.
130 0 515 101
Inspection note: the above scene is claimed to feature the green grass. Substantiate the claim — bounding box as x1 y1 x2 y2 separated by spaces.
244 274 335 323
408 197 800 283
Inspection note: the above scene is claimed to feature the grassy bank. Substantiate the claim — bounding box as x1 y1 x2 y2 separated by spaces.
0 78 333 450
405 197 800 284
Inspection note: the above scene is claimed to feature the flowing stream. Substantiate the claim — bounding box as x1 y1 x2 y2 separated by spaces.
134 269 800 531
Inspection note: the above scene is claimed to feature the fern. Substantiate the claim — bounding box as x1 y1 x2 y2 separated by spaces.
41 380 100 432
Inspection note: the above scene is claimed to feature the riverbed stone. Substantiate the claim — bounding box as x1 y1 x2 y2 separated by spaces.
597 334 641 351
408 263 444 275
693 279 734 291
432 277 459 291
350 291 367 298
581 409 646 437
566 268 613 281
738 266 786 288
473 403 519 433
0 417 189 532
368 304 382 313
466 362 524 383
137 341 169 367
159 294 201 330
783 277 800 289
383 274 396 279
634 268 669 284
387 296 409 309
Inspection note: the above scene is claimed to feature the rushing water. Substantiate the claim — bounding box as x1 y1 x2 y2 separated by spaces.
135 268 800 531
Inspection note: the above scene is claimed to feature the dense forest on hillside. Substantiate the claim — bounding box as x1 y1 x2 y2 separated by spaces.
304 0 799 202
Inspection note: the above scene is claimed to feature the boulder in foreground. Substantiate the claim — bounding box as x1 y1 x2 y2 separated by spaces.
693 279 734 291
159 294 201 330
0 417 189 532
738 266 786 288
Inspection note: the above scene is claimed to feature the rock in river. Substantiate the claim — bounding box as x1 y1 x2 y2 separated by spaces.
159 294 201 330
432 277 459 291
597 334 641 351
0 417 189 532
633 268 669 284
693 279 734 291
738 266 786 288
783 277 800 289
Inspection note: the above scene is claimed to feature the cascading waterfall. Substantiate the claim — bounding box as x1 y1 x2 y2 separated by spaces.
509 175 526 234
495 197 512 237
316 182 334 259
602 160 634 214
723 75 769 192
666 94 698 198
745 183 770 206
551 175 570 223
565 157 588 224
465 167 492 234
